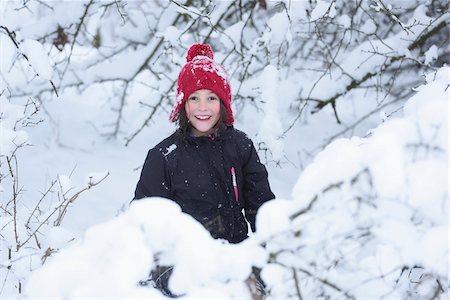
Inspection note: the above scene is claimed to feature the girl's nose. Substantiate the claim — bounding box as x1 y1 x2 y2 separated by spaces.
198 98 208 110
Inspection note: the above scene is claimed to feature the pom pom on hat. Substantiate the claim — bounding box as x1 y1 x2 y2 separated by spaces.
186 44 214 62
170 44 234 125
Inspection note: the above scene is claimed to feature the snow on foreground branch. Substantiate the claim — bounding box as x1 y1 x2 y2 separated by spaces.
25 198 266 298
0 87 109 296
260 67 448 299
25 67 448 299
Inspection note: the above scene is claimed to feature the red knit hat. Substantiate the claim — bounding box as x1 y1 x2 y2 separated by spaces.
169 44 234 125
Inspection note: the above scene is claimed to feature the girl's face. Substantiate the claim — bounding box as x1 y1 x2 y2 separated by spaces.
185 89 221 137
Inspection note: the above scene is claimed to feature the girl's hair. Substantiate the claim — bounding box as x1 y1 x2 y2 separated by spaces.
177 101 228 137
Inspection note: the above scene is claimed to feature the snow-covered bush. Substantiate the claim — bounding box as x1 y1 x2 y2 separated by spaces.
2 0 448 151
25 198 266 298
256 67 449 299
0 15 108 297
24 67 448 299
1 0 448 298
0 93 109 296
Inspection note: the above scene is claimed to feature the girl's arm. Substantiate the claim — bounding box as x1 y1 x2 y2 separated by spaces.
134 148 171 200
241 140 275 232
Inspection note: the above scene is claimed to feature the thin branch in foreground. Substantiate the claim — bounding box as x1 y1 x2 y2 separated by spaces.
297 267 356 299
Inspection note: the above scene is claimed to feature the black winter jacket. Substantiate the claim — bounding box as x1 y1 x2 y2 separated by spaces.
134 126 275 243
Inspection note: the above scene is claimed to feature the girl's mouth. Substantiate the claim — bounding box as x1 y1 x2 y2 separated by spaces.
195 116 211 121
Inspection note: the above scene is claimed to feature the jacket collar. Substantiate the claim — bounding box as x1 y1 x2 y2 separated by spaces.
181 125 233 145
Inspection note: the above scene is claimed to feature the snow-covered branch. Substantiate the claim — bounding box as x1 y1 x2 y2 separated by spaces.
21 66 450 299
1 1 448 298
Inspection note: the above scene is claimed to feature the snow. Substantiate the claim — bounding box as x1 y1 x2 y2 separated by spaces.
419 226 448 275
191 56 229 82
21 64 448 297
221 21 245 49
267 12 291 46
255 199 292 241
163 26 180 45
21 39 53 80
278 66 448 299
172 3 202 19
0 94 29 156
404 67 449 152
407 159 447 209
306 5 447 102
0 1 448 299
292 137 365 204
163 144 177 156
0 94 24 129
260 263 289 296
57 175 72 195
25 208 156 298
310 0 336 21
361 19 377 34
47 226 75 249
256 65 284 161
25 198 266 298
338 14 351 28
424 45 438 65
86 171 109 185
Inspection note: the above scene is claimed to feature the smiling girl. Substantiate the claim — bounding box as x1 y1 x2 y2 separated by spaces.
134 44 275 243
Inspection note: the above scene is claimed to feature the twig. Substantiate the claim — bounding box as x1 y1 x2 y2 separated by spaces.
20 172 109 247
0 26 19 48
292 267 303 300
6 155 20 250
307 12 448 114
59 0 95 81
297 267 356 299
54 172 109 226
373 0 414 34
25 180 57 229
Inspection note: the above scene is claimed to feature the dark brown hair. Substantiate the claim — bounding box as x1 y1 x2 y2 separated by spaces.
177 101 228 137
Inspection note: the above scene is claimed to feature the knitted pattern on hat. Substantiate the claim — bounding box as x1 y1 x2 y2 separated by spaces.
169 44 234 125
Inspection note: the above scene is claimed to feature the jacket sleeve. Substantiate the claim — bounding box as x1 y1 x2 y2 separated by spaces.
241 140 275 232
134 148 171 200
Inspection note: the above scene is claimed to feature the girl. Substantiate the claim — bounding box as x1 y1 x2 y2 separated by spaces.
134 44 275 244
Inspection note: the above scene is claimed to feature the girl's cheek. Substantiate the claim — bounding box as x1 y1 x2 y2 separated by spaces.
185 103 192 118
212 102 220 114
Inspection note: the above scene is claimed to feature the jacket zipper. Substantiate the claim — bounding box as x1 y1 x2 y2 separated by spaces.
231 167 238 203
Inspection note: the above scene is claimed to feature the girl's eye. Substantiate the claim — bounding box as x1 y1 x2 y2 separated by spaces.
189 96 198 101
208 96 218 101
